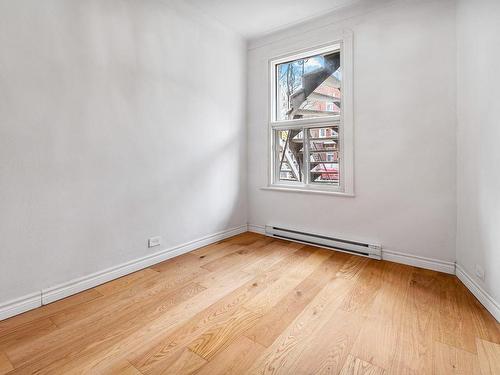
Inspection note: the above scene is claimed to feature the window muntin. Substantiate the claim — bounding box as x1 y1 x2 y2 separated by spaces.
270 40 352 194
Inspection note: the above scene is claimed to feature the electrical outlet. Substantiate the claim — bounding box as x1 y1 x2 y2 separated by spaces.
148 236 161 248
475 264 485 281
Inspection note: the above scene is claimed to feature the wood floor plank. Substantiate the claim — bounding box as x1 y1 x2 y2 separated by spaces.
188 306 262 360
362 262 413 321
221 243 312 285
387 318 434 374
0 233 498 375
95 268 159 296
17 268 206 365
48 272 163 327
51 259 208 328
192 233 263 257
339 260 384 315
100 359 143 375
88 268 258 373
135 348 206 375
336 255 370 280
477 339 500 375
221 232 266 246
200 238 275 273
190 240 240 256
244 276 324 348
7 282 207 373
147 252 211 277
340 355 386 375
433 275 477 354
0 317 57 353
195 336 266 375
433 341 480 375
288 309 365 375
23 267 256 374
189 232 267 259
349 263 416 369
244 258 367 375
243 247 332 315
350 318 396 371
129 246 314 374
0 352 13 375
200 248 257 273
245 252 351 347
0 288 102 335
458 281 500 345
387 268 443 374
184 244 247 267
403 268 442 324
241 241 303 275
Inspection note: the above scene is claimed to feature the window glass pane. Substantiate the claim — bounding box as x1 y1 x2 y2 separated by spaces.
276 48 341 121
276 129 304 182
308 127 340 185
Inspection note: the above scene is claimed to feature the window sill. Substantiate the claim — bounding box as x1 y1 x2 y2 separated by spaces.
260 186 355 197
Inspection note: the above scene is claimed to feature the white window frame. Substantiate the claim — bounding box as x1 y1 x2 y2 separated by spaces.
266 31 354 196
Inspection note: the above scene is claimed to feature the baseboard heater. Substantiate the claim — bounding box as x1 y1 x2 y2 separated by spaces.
265 225 382 260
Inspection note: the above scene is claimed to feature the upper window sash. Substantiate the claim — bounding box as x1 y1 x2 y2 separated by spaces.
269 42 343 125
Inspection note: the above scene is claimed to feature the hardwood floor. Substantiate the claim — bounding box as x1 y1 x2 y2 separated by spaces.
0 232 499 374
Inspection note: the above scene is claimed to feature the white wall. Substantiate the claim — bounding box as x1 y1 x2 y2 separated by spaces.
2 0 497 321
247 0 457 262
0 0 247 303
456 0 500 304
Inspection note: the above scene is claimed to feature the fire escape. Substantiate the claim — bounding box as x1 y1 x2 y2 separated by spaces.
279 51 341 184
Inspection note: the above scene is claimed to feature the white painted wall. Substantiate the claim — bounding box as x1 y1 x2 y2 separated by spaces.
247 0 457 262
456 0 500 304
2 0 497 321
185 0 370 39
0 0 247 303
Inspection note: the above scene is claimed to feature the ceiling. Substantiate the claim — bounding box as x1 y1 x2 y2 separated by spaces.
185 0 361 39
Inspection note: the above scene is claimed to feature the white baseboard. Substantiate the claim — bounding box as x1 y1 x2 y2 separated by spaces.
456 264 500 323
3 224 497 324
382 249 456 275
253 221 496 321
248 224 266 235
42 224 248 304
248 223 455 274
0 225 248 320
0 292 42 321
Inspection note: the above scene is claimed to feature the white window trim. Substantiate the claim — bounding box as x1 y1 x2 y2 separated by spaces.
266 30 354 196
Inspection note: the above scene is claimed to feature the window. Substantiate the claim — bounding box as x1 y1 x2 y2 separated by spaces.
268 34 354 195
